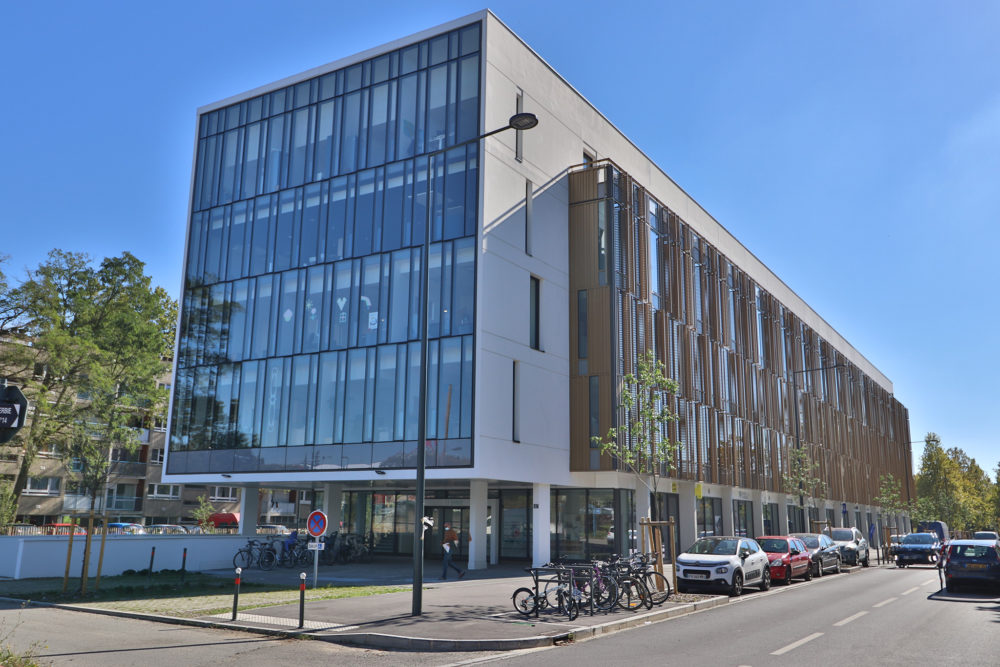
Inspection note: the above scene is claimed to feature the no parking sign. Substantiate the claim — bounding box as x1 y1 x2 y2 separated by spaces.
307 510 327 537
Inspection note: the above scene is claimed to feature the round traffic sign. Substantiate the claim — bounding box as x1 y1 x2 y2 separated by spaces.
306 510 328 537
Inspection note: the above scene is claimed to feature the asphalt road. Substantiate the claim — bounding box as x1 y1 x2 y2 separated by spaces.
491 565 1000 666
0 601 502 666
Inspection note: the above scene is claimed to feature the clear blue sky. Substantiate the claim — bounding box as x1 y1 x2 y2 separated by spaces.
3 1 997 478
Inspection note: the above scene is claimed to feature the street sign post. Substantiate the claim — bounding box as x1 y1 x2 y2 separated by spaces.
0 384 28 444
306 510 327 588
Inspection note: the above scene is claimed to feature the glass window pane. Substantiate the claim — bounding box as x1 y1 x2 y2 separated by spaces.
287 355 311 447
301 183 323 265
276 270 300 356
227 201 248 281
288 107 310 187
274 189 297 272
314 101 335 181
426 65 448 151
358 255 381 347
303 266 324 354
327 175 349 261
315 352 338 445
457 55 479 142
343 349 367 442
340 92 361 173
249 196 272 276
373 345 396 442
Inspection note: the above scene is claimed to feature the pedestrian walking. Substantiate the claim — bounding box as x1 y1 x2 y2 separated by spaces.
441 522 466 580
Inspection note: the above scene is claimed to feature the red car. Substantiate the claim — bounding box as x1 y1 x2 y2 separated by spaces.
758 535 812 585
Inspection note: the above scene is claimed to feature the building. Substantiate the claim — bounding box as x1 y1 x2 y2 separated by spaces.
165 10 913 567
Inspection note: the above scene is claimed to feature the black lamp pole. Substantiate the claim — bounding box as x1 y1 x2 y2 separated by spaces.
412 112 539 616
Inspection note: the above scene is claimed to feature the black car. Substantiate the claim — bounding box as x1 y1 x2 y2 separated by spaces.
791 532 842 576
944 540 1000 592
895 532 942 567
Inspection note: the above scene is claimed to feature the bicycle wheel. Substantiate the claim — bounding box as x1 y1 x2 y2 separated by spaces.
642 571 672 605
233 548 252 570
543 580 564 609
617 577 649 610
258 548 277 570
591 575 619 612
557 590 579 621
512 587 538 615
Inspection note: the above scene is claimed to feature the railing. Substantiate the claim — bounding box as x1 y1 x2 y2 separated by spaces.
106 495 142 511
110 461 147 477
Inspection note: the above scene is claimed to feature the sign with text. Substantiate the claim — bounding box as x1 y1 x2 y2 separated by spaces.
0 385 27 444
0 403 19 428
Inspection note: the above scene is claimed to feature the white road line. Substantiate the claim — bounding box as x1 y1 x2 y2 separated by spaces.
901 586 920 596
921 578 937 586
772 632 824 656
833 611 868 627
873 597 897 608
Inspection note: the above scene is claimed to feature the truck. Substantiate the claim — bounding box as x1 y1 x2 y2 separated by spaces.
916 520 950 543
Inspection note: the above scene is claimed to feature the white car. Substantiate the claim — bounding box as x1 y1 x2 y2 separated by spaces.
676 536 772 596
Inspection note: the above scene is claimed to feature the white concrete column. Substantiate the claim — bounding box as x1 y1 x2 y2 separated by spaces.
720 486 735 536
239 486 259 537
634 478 650 554
323 483 344 533
751 490 765 538
468 480 488 570
777 500 790 535
677 481 697 550
532 483 551 567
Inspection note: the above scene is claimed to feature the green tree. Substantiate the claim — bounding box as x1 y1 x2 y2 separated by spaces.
592 350 680 519
782 446 827 509
873 473 905 534
0 250 176 507
192 495 216 534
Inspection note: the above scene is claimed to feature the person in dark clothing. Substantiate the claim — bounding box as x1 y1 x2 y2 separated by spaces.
441 522 466 579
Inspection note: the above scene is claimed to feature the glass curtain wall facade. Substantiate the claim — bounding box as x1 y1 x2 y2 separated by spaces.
169 23 483 474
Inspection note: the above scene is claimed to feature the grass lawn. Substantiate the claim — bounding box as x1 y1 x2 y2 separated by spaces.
1 570 410 617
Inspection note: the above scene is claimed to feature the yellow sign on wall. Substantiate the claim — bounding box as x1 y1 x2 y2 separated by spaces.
694 482 703 499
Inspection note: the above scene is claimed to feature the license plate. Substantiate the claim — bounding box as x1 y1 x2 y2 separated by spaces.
687 573 708 580
966 563 987 570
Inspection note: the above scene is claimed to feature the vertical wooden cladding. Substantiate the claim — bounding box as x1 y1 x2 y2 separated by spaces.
568 168 612 471
567 163 911 507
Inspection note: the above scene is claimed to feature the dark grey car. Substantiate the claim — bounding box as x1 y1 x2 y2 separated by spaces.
827 526 870 567
791 532 842 576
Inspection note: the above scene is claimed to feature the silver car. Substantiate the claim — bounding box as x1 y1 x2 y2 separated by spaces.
827 526 870 566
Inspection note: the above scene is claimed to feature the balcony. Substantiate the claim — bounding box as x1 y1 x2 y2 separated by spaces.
106 496 143 512
109 461 146 478
63 494 96 511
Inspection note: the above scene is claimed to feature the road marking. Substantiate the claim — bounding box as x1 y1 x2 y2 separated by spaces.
772 632 824 655
901 586 920 596
921 578 936 586
207 612 358 632
873 597 897 608
833 611 868 627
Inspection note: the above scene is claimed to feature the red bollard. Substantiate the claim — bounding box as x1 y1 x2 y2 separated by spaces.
298 572 306 629
232 567 242 621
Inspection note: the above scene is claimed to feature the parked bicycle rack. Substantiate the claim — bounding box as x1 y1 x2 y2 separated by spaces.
524 565 597 617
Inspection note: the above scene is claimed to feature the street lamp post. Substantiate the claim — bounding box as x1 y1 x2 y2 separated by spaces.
412 112 539 616
789 363 844 511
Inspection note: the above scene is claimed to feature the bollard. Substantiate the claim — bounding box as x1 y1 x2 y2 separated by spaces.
232 567 242 621
147 546 156 587
298 572 306 629
181 547 188 584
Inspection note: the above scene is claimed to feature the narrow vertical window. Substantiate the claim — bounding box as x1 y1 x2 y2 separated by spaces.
525 180 533 255
577 289 588 375
589 376 600 469
529 276 540 350
512 360 520 442
515 90 524 162
583 151 594 167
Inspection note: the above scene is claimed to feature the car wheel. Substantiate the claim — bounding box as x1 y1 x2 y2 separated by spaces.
834 556 841 574
783 566 792 585
729 571 744 597
815 560 824 577
862 550 870 567
759 567 771 592
803 564 812 581
946 581 955 593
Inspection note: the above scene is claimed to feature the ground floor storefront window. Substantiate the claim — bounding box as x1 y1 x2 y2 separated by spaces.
733 499 754 538
550 488 618 562
697 497 723 538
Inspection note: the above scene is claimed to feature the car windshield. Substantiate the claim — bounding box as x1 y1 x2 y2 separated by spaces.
758 539 789 553
973 532 998 540
687 538 739 555
902 533 935 545
830 529 854 541
797 536 820 548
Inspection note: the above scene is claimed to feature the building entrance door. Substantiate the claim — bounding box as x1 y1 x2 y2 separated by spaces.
424 507 470 561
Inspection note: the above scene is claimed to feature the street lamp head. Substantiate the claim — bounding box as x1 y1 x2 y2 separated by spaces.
508 112 538 131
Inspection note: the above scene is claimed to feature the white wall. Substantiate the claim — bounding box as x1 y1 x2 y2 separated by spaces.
0 535 247 580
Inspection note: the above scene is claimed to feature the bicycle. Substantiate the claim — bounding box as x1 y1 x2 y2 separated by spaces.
630 553 672 605
233 539 276 570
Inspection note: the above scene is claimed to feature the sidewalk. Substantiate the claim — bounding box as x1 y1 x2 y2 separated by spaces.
44 558 731 651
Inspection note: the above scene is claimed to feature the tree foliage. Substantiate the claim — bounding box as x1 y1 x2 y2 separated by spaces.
192 495 216 533
873 473 905 532
591 351 680 515
782 446 827 507
0 250 177 507
914 432 998 533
